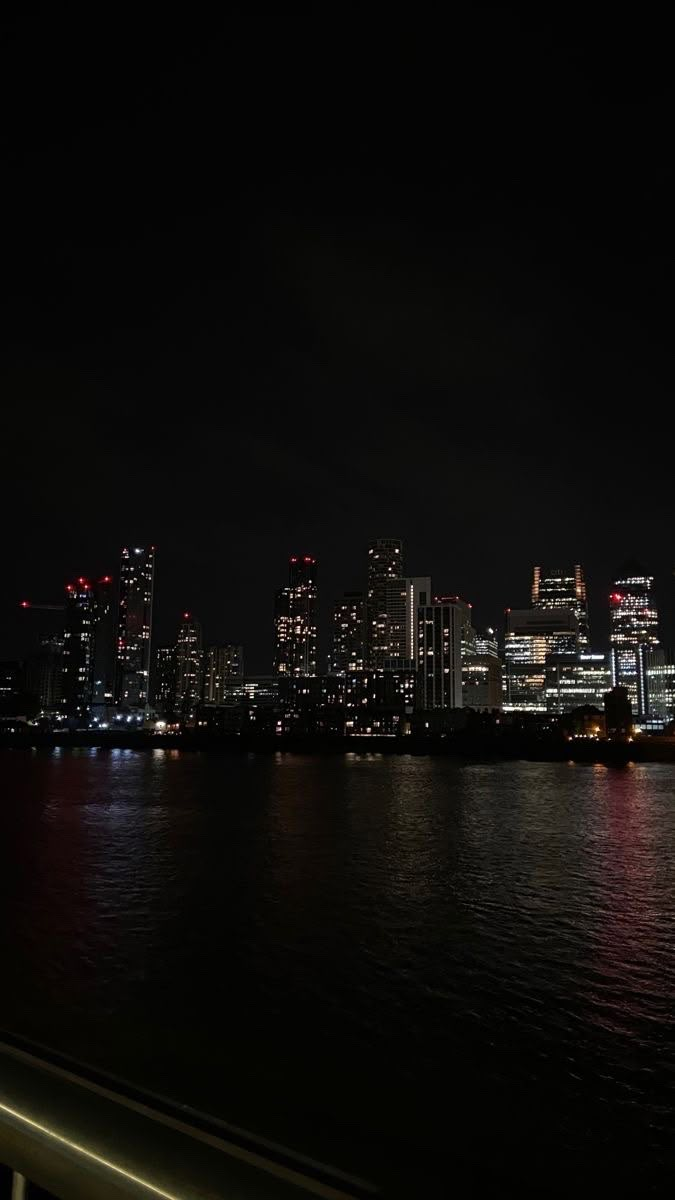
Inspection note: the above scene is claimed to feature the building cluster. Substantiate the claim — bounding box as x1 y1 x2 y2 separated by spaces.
3 542 674 736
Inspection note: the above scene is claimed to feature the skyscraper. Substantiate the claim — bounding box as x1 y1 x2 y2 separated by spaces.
92 575 116 709
115 546 155 709
416 597 463 709
384 575 433 664
532 564 589 645
203 644 244 702
60 579 96 719
367 538 403 668
274 555 318 676
174 613 203 720
329 592 366 673
152 646 177 716
504 607 579 711
609 565 659 717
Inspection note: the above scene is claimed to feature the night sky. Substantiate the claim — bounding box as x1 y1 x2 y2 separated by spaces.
2 13 674 669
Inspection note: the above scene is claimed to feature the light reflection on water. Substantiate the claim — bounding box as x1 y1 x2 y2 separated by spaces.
1 751 674 1192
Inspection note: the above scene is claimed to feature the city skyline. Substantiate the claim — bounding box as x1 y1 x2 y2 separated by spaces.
7 541 674 732
9 542 675 676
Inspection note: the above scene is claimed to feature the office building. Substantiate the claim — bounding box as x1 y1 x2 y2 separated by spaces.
609 565 659 717
203 644 244 702
274 555 318 676
532 564 590 645
367 538 404 668
463 655 502 709
544 652 611 714
329 592 366 674
504 607 579 711
417 598 463 709
474 627 499 658
115 546 155 708
645 651 675 725
174 613 203 721
92 575 116 709
60 579 97 719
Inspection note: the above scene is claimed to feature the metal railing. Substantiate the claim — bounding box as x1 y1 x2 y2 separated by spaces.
0 1031 379 1199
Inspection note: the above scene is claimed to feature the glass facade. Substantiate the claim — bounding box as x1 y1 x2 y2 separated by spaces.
504 608 579 711
544 652 611 714
609 568 659 717
532 564 589 645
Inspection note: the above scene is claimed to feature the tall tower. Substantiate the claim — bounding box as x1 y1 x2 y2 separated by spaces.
367 538 404 668
329 592 366 674
416 597 463 709
115 546 155 709
174 613 203 721
609 564 659 717
92 575 116 709
274 555 318 676
61 579 96 719
532 564 589 645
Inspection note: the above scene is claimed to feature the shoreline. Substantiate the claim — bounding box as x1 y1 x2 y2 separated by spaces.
3 731 675 764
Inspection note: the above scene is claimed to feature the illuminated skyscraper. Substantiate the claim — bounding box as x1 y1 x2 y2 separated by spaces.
416 598 463 709
329 592 366 674
609 565 659 717
367 538 403 668
274 555 318 676
504 607 579 710
92 575 116 709
384 575 432 665
203 644 244 702
532 564 589 645
60 578 96 719
174 613 203 721
115 546 155 709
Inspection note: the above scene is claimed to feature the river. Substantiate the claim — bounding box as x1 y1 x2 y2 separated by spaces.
1 749 674 1194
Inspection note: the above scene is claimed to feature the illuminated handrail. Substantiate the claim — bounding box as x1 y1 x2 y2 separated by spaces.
0 1031 378 1200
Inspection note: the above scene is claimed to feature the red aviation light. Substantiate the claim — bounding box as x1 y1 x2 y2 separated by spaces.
183 611 190 620
303 556 314 563
610 593 623 603
99 575 113 584
20 600 30 608
290 556 298 563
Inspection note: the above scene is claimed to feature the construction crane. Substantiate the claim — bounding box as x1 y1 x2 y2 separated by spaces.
19 601 65 611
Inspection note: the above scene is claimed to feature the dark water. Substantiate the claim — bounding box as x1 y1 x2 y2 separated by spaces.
1 750 675 1194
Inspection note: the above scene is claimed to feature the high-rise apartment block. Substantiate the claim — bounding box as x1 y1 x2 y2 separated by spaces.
609 565 659 717
329 592 366 674
60 579 97 718
416 598 463 709
92 575 116 708
152 646 177 715
115 546 155 708
367 538 404 668
274 555 318 676
203 644 244 702
532 564 589 645
174 613 203 720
